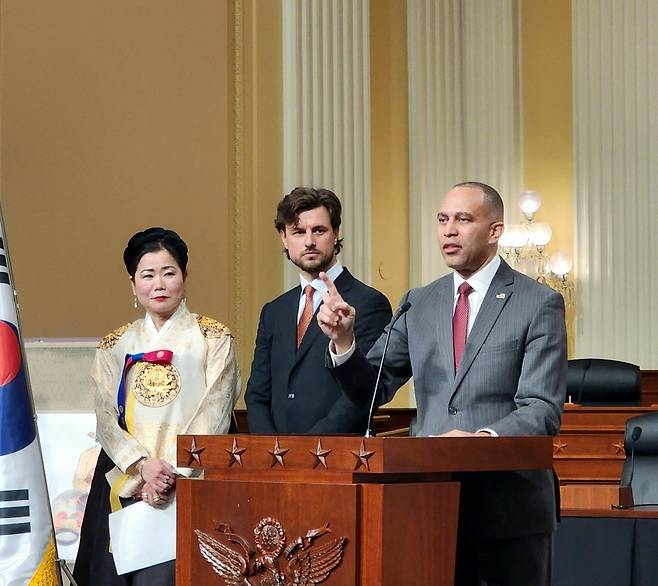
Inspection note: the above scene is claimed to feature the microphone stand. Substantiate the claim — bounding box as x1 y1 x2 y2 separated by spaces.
365 327 394 438
617 426 642 509
628 426 642 485
364 302 411 438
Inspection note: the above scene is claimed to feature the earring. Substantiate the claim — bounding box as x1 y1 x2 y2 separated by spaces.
133 296 138 309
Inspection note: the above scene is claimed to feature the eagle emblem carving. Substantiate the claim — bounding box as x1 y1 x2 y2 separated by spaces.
194 518 348 585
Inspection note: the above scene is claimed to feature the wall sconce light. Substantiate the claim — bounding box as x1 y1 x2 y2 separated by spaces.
499 191 575 316
519 190 542 221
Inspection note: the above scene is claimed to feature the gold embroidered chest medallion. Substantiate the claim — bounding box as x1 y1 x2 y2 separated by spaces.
132 362 181 407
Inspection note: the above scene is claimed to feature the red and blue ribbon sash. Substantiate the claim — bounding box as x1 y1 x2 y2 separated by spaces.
117 349 173 430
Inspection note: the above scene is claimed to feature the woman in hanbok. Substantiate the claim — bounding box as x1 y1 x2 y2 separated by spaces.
73 227 241 585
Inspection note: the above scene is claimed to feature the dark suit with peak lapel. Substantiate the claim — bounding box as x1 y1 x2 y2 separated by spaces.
330 259 567 584
246 268 391 434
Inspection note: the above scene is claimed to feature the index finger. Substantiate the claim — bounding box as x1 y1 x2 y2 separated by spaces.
319 272 341 298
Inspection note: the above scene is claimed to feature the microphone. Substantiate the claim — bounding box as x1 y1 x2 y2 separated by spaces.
364 301 411 438
575 359 592 404
616 426 643 509
627 426 642 487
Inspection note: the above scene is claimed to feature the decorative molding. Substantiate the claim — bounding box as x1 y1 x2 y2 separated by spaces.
572 0 658 367
309 439 332 469
229 0 283 393
282 0 371 288
407 0 520 286
195 519 347 584
351 439 375 471
185 436 206 466
230 0 245 365
225 436 247 468
268 437 289 469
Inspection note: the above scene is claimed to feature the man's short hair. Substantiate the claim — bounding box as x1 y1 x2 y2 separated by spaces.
453 181 504 221
274 187 344 254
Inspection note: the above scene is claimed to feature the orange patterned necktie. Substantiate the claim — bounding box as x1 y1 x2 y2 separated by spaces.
296 285 315 349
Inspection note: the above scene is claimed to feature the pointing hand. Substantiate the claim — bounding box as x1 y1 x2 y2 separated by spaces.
316 272 356 354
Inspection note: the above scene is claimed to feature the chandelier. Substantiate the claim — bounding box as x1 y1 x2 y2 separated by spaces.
498 190 575 330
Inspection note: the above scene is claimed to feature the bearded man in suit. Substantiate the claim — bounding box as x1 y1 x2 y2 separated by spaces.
318 182 567 586
245 186 391 435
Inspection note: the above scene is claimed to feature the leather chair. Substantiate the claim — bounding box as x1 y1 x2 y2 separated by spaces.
620 412 658 505
566 358 641 405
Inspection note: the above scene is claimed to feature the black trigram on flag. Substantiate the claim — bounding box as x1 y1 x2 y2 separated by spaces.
0 237 8 285
0 489 31 536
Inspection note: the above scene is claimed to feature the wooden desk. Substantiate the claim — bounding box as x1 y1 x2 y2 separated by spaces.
364 404 658 510
562 508 658 519
175 435 552 585
555 406 658 509
232 370 658 512
640 370 658 405
369 404 658 511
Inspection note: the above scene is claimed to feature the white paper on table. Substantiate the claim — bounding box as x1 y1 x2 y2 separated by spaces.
108 496 177 575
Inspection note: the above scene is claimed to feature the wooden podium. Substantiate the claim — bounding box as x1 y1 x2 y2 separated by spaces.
176 434 552 585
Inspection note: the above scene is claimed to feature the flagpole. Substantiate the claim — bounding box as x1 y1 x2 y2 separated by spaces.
0 203 64 585
58 559 80 586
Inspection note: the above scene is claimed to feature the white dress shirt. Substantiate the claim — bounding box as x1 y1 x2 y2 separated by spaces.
452 255 501 334
452 255 501 436
297 261 344 323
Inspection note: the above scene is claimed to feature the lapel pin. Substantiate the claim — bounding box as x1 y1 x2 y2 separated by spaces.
495 293 506 299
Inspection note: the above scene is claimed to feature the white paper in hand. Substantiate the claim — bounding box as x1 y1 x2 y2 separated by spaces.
108 496 176 575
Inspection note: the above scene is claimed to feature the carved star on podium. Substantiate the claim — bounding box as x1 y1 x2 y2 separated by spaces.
225 437 247 467
185 436 206 466
268 438 289 468
309 439 332 469
612 441 625 455
553 440 568 454
352 440 375 471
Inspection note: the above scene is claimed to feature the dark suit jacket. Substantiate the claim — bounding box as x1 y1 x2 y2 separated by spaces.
330 260 567 539
245 267 391 434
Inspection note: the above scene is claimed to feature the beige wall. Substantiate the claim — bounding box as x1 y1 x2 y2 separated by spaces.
521 0 573 256
367 0 575 379
370 0 412 407
0 0 576 387
370 0 409 308
0 0 233 338
231 0 284 395
521 0 574 353
368 0 575 297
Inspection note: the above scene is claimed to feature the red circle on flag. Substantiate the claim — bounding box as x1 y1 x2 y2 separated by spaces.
0 321 21 385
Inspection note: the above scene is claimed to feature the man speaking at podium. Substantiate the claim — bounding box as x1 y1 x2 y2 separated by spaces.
318 182 567 586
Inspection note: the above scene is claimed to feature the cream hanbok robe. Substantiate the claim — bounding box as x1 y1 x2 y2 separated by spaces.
93 301 241 499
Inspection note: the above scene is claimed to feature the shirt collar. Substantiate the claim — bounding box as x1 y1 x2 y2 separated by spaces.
299 261 344 294
453 255 501 298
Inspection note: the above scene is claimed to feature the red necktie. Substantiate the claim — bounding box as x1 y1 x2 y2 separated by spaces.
453 282 473 371
296 285 315 349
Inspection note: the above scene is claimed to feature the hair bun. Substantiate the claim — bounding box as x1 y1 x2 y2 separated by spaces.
123 227 188 276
